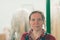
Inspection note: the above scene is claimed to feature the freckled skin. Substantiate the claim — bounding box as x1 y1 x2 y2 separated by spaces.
29 13 44 31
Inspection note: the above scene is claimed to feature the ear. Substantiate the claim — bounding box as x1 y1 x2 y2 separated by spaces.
29 20 31 27
43 20 45 25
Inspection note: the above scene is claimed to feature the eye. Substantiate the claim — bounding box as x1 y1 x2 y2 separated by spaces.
38 18 42 21
31 19 35 21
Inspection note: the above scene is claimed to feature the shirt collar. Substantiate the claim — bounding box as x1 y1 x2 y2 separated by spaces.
28 29 46 40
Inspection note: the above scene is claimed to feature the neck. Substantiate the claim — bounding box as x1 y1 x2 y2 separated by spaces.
32 29 43 39
33 29 42 35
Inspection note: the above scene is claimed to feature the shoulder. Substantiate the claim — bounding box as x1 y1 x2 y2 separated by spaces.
45 33 56 40
21 32 28 40
22 32 28 36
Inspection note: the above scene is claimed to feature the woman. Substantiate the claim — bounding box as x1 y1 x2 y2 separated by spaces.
21 11 56 40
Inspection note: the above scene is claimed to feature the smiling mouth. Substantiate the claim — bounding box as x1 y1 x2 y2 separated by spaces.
35 26 40 27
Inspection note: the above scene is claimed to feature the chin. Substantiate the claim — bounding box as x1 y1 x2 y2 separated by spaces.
34 29 40 31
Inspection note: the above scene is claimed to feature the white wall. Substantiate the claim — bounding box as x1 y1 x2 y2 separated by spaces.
0 0 46 33
51 0 60 40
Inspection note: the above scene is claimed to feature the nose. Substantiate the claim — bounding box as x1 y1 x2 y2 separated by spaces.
34 20 39 25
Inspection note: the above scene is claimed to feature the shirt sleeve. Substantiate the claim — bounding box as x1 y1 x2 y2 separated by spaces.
21 32 28 40
45 34 56 40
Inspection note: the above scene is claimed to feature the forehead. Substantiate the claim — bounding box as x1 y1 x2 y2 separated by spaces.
31 13 42 18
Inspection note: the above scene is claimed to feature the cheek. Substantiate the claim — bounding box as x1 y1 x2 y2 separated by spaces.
29 22 35 29
39 21 44 25
29 21 34 25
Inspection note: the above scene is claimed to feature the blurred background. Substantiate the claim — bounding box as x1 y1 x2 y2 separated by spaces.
0 0 60 40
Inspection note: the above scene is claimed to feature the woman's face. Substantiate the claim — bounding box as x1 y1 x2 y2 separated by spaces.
29 13 44 31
